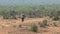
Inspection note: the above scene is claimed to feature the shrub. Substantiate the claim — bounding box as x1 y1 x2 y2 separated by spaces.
11 16 17 19
3 15 17 19
53 16 59 21
13 25 16 28
38 22 41 25
40 20 47 28
31 24 37 32
3 15 9 19
8 32 12 34
19 24 22 28
53 22 58 27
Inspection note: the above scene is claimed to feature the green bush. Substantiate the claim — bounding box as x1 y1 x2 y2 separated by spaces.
40 20 47 28
31 24 37 32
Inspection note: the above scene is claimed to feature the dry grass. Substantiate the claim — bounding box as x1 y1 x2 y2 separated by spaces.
0 17 60 34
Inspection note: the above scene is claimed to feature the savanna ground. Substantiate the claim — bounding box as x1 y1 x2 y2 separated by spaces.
0 16 60 34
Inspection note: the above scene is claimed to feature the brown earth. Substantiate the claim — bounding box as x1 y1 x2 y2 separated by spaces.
0 17 60 34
